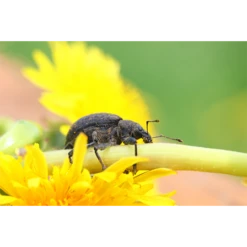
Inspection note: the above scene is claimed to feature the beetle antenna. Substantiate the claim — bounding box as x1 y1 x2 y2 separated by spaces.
146 120 159 134
152 135 183 143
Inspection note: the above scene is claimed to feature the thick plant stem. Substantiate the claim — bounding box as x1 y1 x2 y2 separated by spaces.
43 143 247 176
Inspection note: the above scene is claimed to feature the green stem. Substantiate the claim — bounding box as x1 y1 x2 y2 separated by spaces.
44 143 247 176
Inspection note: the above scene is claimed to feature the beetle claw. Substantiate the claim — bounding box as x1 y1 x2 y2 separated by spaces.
132 164 137 175
68 150 73 163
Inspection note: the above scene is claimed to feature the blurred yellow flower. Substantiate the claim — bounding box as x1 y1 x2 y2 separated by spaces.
0 133 176 206
22 42 153 136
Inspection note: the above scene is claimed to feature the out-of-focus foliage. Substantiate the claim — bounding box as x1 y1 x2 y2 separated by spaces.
0 120 43 154
41 121 66 150
0 117 14 136
0 42 246 153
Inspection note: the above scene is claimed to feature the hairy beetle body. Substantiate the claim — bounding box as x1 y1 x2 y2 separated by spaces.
65 113 122 147
65 113 153 171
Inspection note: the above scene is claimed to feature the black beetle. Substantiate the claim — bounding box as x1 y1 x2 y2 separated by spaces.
65 113 182 173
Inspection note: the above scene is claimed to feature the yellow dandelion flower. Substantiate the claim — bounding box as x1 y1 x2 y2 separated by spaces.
22 42 154 136
0 133 176 206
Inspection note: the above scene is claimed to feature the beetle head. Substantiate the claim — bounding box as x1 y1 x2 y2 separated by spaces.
132 122 152 143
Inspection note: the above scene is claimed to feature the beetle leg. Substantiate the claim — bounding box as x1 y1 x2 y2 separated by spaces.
68 149 73 163
92 128 120 171
65 142 74 163
87 142 95 148
65 142 73 150
119 127 138 175
94 147 107 171
91 130 108 171
133 143 137 175
122 142 137 175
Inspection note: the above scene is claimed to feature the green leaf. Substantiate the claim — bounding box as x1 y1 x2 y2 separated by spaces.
0 120 43 155
0 117 15 136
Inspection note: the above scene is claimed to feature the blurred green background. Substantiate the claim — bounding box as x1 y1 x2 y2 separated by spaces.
0 42 246 153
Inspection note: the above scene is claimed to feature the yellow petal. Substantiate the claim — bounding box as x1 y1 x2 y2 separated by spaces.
0 195 18 205
60 124 70 136
40 92 85 122
72 133 87 173
135 195 175 206
60 159 70 175
134 168 176 183
135 170 149 176
113 173 133 189
49 42 73 79
68 181 92 198
22 51 56 91
163 190 177 197
94 172 117 183
80 169 92 183
22 68 51 91
27 177 41 188
105 157 149 175
49 198 58 206
133 183 154 194
0 155 26 196
65 133 88 185
24 144 48 179
33 51 54 77
52 167 68 201
11 180 29 198
0 153 25 182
